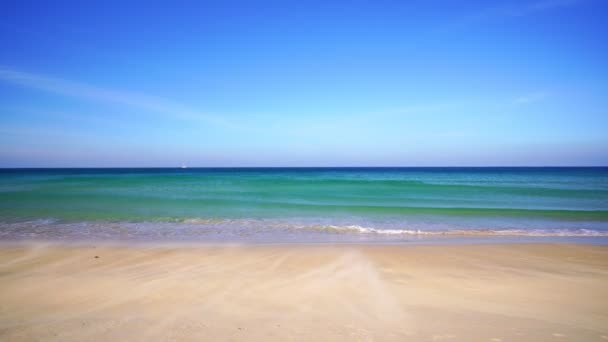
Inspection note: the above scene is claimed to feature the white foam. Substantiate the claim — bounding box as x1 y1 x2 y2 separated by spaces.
305 224 608 237
177 218 608 237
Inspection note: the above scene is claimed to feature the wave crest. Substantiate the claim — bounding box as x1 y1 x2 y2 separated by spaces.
312 225 608 237
2 218 607 240
177 219 608 237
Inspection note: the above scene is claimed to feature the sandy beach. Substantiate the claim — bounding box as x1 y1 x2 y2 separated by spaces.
0 243 607 341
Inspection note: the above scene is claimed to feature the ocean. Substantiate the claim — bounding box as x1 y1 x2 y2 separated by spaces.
1 167 607 244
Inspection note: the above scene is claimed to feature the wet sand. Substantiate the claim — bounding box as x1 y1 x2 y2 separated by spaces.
0 243 607 341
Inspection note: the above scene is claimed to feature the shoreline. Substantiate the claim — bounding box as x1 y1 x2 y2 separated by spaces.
1 243 607 341
2 233 608 249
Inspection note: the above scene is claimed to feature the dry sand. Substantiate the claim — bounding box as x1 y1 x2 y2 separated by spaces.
0 243 607 341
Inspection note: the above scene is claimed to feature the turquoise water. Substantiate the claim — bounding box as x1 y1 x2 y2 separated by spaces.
1 167 607 243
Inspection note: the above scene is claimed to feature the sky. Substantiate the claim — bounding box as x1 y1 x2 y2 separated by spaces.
0 0 606 167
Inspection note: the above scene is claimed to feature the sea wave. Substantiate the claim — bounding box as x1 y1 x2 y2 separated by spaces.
1 218 608 241
178 218 608 237
307 225 608 237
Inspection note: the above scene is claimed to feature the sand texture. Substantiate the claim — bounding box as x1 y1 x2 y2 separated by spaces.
0 243 607 341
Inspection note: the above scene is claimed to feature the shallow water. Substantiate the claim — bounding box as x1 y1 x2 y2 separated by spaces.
1 167 607 243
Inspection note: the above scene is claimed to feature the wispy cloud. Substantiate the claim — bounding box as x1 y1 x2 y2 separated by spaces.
528 0 585 11
470 0 586 21
514 91 550 104
0 67 234 128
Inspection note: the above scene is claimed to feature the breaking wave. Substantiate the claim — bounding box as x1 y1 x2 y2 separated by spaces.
2 218 607 244
307 225 608 237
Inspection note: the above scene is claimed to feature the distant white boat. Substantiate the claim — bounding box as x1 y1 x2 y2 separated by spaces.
180 164 188 169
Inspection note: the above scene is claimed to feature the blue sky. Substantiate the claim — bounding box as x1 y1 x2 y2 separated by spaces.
0 0 606 167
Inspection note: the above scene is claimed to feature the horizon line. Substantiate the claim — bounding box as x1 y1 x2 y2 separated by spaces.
1 166 607 169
